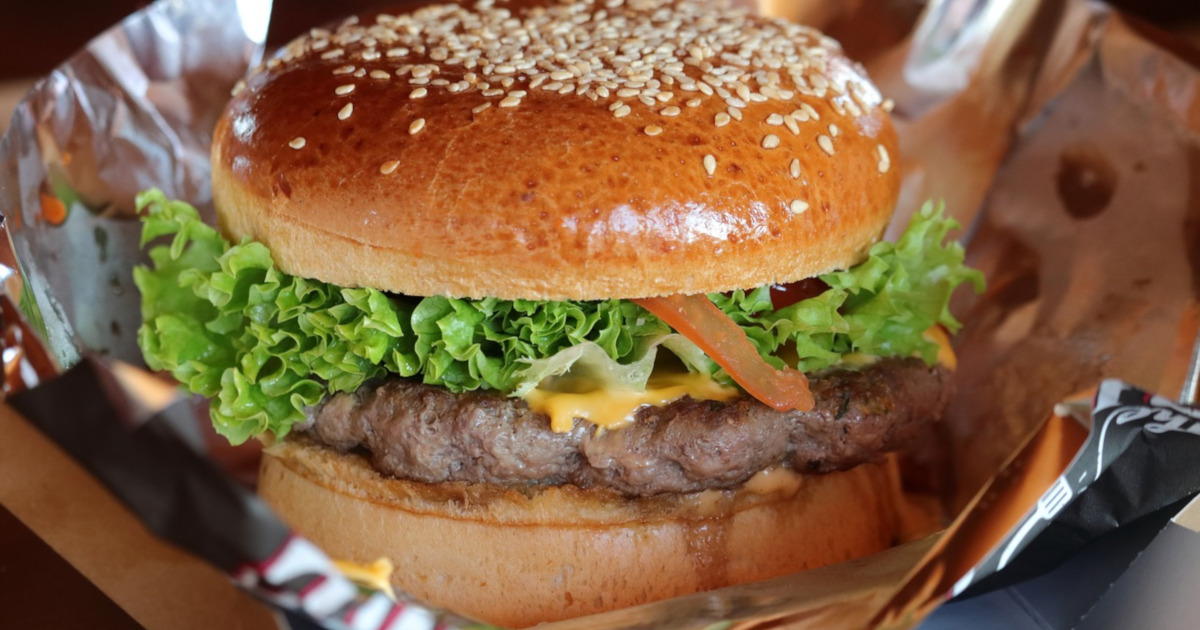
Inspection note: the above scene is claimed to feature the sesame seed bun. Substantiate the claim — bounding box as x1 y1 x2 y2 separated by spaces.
210 0 900 300
207 1 927 624
259 437 932 627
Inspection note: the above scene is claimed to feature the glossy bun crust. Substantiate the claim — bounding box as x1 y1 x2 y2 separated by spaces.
260 438 930 628
211 0 900 300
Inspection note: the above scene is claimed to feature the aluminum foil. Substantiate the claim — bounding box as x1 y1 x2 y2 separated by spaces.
2 0 1200 628
0 0 268 368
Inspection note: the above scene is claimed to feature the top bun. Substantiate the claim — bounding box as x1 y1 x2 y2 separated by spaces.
211 0 900 300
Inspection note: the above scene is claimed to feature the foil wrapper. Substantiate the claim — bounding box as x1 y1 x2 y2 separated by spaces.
1 0 1199 628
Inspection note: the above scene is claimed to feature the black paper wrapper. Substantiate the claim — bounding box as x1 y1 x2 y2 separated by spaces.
7 355 489 630
954 381 1200 598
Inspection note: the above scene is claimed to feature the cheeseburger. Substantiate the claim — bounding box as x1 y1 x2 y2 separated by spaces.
135 0 982 625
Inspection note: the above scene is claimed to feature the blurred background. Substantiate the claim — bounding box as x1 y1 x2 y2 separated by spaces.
0 0 1197 125
1 0 1199 78
0 0 1197 628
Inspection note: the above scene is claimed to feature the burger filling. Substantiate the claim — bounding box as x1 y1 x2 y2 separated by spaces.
307 357 949 497
135 190 982 491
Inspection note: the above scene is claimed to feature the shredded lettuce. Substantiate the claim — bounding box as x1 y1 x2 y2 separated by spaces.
134 190 982 442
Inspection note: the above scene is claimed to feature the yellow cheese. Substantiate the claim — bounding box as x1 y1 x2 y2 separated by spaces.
524 370 740 433
923 326 957 371
524 325 956 434
742 466 804 496
333 557 396 599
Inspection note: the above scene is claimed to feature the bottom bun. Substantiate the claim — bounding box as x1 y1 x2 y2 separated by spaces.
259 438 934 628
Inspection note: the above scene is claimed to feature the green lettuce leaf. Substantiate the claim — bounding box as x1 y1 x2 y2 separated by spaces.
135 191 982 442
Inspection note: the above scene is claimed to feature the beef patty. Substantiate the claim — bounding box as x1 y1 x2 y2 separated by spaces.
304 357 952 497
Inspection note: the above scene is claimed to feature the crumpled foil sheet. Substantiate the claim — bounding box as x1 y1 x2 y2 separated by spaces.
2 0 1200 628
0 0 267 368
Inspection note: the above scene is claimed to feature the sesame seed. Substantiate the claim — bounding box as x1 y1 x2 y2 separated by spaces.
789 158 801 179
790 199 809 214
829 124 839 137
877 144 891 173
882 98 895 112
276 0 869 142
380 160 400 175
818 134 835 155
473 102 492 114
410 87 428 99
499 94 522 107
661 106 681 117
338 103 353 120
644 125 663 136
409 118 426 134
703 154 716 176
288 137 306 149
609 100 625 112
762 134 780 149
714 112 731 127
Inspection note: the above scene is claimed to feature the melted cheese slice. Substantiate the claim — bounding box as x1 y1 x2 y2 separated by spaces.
524 370 740 433
524 326 956 434
333 558 396 599
925 325 957 371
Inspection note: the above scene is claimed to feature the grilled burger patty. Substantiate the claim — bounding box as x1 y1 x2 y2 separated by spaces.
304 357 952 497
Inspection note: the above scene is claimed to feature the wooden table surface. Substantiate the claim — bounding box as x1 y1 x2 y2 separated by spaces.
0 79 130 629
0 505 141 629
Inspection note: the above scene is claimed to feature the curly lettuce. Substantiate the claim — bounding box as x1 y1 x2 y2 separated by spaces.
134 189 982 442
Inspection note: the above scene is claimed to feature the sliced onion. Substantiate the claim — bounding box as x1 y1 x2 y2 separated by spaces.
634 294 815 412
